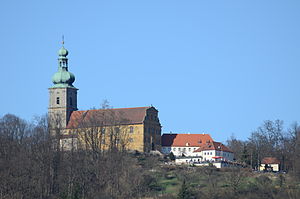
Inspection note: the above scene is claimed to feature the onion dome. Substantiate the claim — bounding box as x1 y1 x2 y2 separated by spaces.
51 42 76 88
58 46 68 57
52 68 75 88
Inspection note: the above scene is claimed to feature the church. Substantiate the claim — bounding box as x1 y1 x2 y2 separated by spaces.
48 43 162 152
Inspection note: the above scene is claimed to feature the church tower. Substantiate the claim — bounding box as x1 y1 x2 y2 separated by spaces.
48 41 78 129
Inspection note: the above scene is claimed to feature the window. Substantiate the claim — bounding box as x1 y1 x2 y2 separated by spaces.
183 148 186 152
198 140 202 144
129 138 134 143
204 152 206 155
178 148 181 152
173 148 176 151
129 126 134 133
56 97 60 104
115 127 120 134
188 148 191 152
101 128 105 134
210 152 212 155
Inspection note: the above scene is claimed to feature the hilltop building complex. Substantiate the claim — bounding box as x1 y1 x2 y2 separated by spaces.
48 43 161 152
161 133 234 165
48 42 233 165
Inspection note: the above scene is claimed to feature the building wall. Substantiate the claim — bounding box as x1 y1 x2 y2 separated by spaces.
162 146 234 162
193 150 233 161
259 163 280 172
175 157 201 164
143 108 161 152
64 124 146 152
58 108 162 153
48 87 77 129
175 158 235 168
60 138 78 150
127 124 145 152
162 146 199 156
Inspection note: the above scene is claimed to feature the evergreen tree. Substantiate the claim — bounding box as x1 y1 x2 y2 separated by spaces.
169 152 176 161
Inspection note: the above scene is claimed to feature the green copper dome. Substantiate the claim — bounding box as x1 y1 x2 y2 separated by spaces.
52 68 75 88
58 46 68 57
51 44 76 88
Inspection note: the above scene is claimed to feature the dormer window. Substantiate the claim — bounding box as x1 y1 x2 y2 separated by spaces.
198 140 202 144
56 97 60 104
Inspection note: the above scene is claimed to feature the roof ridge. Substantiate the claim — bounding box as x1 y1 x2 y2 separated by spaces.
73 106 151 112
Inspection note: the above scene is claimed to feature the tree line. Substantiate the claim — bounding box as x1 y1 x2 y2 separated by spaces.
1 113 300 199
0 113 155 199
227 120 300 177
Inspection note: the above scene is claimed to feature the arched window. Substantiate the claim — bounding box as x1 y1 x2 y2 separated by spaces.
129 126 134 133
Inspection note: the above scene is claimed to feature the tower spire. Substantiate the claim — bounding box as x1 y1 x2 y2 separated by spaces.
51 40 75 88
48 39 78 129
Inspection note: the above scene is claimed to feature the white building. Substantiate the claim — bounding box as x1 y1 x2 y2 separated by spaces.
259 157 280 172
161 133 234 164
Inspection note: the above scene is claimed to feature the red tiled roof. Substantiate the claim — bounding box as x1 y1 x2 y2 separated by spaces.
193 147 202 152
161 134 213 147
66 107 151 129
212 141 233 153
192 141 232 153
261 157 280 164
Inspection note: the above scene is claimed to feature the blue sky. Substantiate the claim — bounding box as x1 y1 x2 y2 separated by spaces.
1 0 300 142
